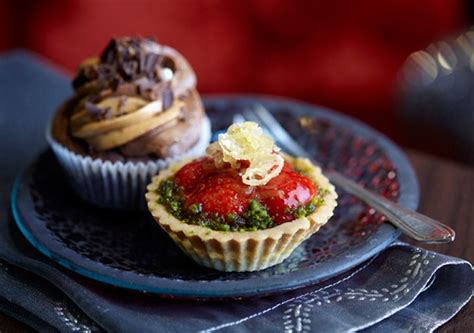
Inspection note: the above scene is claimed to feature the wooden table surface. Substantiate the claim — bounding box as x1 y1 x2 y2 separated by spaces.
0 149 472 332
402 150 473 333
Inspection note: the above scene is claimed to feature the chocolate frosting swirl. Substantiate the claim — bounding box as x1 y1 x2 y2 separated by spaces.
72 37 196 102
61 37 204 157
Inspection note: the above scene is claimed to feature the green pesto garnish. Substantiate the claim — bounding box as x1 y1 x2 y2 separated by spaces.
157 179 184 216
156 178 327 232
293 205 308 219
242 199 274 230
286 188 330 219
188 203 202 215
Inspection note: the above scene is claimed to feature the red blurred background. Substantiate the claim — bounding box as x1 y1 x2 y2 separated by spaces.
0 0 468 155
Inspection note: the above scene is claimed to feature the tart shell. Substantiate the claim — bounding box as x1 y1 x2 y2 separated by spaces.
145 156 338 272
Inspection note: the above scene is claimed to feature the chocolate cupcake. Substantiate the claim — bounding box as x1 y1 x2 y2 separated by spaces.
47 37 211 210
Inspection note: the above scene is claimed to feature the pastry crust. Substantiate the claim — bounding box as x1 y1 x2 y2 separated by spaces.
145 156 338 272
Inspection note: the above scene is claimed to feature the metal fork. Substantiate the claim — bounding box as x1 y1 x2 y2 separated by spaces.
238 105 455 243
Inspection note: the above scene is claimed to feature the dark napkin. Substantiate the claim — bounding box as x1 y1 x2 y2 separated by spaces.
0 51 472 333
0 206 472 333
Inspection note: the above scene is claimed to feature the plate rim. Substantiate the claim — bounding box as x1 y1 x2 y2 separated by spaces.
11 95 420 298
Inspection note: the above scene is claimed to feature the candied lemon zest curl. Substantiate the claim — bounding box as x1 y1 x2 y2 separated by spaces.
206 122 284 186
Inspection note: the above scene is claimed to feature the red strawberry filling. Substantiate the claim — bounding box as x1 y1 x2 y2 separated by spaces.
173 157 317 225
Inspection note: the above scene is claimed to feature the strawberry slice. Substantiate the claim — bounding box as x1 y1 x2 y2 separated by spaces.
281 160 293 173
185 173 254 217
174 157 215 192
257 171 316 224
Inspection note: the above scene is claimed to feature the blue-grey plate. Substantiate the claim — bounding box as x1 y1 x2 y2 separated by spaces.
11 96 419 298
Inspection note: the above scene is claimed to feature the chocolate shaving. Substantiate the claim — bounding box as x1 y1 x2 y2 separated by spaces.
87 95 102 104
97 64 114 81
110 78 120 91
162 88 174 109
135 77 155 95
72 74 88 90
114 96 128 117
139 51 147 73
119 60 138 80
102 107 113 119
85 101 103 114
115 83 138 97
119 96 127 109
145 53 159 78
72 65 98 89
85 102 112 120
100 39 117 63
73 37 177 103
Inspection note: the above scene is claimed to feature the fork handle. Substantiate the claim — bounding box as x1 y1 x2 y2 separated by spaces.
327 171 455 243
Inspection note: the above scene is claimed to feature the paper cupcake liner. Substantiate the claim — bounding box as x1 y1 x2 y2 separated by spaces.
146 157 338 272
47 116 211 210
